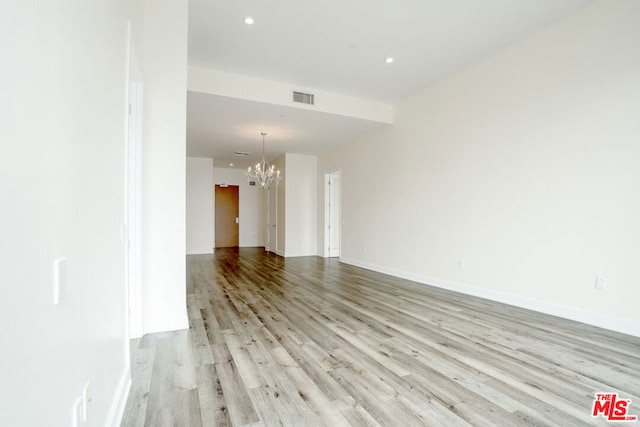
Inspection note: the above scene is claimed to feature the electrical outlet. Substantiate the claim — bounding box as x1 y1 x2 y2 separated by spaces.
595 276 607 290
120 223 127 245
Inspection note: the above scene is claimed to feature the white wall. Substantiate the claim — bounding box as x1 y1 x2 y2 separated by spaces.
141 0 189 333
213 168 264 247
188 66 393 124
318 0 640 336
0 1 138 426
284 154 318 257
187 157 214 254
259 154 317 257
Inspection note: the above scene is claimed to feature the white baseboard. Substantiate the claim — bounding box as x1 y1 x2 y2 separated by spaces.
339 257 640 338
269 248 317 258
106 367 131 427
143 313 189 334
280 251 319 258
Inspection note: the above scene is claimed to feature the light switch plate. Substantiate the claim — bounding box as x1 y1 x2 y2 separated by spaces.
82 382 90 422
72 396 83 427
53 257 67 304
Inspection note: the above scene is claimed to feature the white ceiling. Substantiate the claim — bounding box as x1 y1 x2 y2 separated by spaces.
186 0 595 167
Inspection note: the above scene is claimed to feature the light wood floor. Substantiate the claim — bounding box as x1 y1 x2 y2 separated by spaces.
122 248 640 426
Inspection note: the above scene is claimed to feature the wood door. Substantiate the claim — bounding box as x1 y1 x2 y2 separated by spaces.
215 185 239 248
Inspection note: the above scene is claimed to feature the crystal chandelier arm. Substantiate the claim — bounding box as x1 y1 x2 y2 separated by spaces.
245 132 282 190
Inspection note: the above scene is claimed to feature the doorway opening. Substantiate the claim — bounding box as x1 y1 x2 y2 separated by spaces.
324 170 341 258
215 185 240 248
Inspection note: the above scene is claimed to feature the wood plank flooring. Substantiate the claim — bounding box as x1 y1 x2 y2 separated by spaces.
122 248 640 426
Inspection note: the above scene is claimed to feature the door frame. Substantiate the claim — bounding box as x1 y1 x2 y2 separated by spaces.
126 21 144 341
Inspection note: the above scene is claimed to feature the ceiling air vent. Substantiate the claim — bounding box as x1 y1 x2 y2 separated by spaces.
234 151 250 157
293 91 314 105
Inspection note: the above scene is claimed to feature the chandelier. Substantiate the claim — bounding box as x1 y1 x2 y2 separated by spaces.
246 132 282 190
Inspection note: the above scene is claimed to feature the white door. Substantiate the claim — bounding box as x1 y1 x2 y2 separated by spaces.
326 171 341 258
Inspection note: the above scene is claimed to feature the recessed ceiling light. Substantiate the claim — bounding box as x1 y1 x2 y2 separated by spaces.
244 17 254 25
229 163 234 167
385 57 394 64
